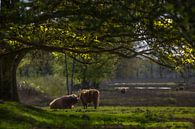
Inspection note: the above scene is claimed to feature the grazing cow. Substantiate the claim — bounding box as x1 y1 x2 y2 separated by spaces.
120 88 126 94
114 87 129 94
79 89 100 109
176 86 185 91
49 94 79 109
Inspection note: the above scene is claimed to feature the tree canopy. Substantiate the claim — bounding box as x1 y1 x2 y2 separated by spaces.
1 0 195 101
1 0 194 66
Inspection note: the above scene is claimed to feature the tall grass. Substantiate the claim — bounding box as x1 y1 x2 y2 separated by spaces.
17 75 67 96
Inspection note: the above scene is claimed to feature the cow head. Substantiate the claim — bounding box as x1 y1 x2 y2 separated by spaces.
70 94 79 103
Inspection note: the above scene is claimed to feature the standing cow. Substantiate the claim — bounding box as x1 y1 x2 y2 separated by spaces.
79 89 100 109
49 94 79 109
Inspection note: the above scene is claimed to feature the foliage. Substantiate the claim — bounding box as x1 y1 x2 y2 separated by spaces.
17 76 67 96
1 0 195 101
1 0 195 67
17 51 55 76
74 53 119 87
1 102 195 129
17 51 118 93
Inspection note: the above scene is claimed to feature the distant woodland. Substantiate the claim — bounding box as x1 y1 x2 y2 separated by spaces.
17 50 195 96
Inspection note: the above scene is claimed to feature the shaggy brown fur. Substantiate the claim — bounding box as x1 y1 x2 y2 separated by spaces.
49 94 79 109
79 89 100 109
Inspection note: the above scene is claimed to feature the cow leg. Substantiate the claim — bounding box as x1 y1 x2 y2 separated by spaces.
93 99 99 109
84 103 88 109
85 104 87 109
83 103 86 109
93 101 97 109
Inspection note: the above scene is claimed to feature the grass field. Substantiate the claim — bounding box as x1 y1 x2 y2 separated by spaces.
1 102 195 129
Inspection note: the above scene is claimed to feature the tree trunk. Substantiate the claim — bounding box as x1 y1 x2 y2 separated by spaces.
159 65 163 78
150 61 154 79
70 59 75 94
64 54 69 94
0 53 25 101
81 65 88 89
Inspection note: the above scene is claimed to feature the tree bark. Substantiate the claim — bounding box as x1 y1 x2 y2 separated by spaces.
0 52 25 101
70 59 75 94
64 54 70 95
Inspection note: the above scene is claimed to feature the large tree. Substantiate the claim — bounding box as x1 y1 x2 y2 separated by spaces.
0 0 195 101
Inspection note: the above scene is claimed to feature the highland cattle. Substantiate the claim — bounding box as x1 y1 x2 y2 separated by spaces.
49 94 79 109
79 89 100 109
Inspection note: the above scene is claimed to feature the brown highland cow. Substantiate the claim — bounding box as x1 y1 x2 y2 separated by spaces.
49 94 79 109
79 89 100 109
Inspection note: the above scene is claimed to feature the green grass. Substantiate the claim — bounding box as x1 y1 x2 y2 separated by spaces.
1 102 195 129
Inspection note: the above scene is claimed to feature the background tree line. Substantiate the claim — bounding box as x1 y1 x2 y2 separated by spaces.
17 50 118 96
17 50 195 97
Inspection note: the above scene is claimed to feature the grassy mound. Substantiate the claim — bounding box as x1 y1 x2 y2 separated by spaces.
0 102 195 129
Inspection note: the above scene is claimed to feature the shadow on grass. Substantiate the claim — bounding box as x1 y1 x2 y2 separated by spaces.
0 102 93 129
